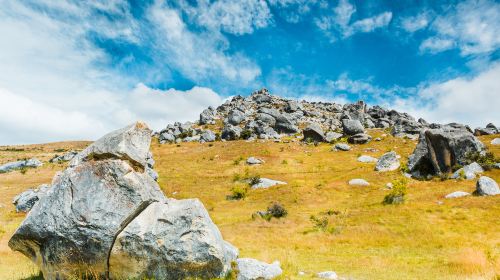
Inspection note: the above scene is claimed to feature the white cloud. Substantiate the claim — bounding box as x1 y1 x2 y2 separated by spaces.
315 0 392 39
419 37 455 53
400 12 431 32
348 12 392 35
420 0 500 55
191 0 272 35
267 0 325 23
0 0 227 145
392 63 500 127
149 1 262 84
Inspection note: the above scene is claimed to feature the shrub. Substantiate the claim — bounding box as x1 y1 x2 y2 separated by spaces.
20 167 28 175
464 151 498 170
261 202 288 221
383 178 407 205
399 161 410 173
248 175 261 186
215 133 221 141
240 129 253 140
233 156 244 165
228 185 248 200
281 159 288 165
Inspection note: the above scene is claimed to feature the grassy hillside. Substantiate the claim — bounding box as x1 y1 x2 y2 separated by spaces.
0 132 499 279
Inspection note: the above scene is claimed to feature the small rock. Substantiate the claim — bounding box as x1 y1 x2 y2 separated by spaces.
451 162 484 180
385 183 393 189
236 258 282 280
200 130 216 142
375 137 382 141
49 151 78 163
325 132 343 143
12 184 50 212
445 191 470 199
348 133 372 144
247 157 264 165
251 178 287 189
476 176 500 196
375 152 400 172
491 138 500 145
357 155 378 163
349 179 369 186
333 143 351 151
316 271 338 279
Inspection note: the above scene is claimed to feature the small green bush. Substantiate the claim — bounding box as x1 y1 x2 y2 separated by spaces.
261 202 288 221
240 129 253 140
228 185 248 200
464 151 498 170
248 175 261 186
383 178 407 205
399 161 410 173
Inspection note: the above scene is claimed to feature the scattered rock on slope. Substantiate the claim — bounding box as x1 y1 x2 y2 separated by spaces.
247 157 264 165
375 152 400 172
445 191 470 199
348 133 372 144
476 176 500 196
358 155 378 163
317 271 339 279
236 258 282 280
349 179 369 186
9 122 238 280
302 122 326 142
491 138 500 145
12 184 50 212
342 119 364 136
49 151 78 163
333 143 351 151
450 162 484 180
0 158 42 173
251 178 286 189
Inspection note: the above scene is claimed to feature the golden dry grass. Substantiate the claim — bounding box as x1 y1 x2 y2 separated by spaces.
0 133 499 279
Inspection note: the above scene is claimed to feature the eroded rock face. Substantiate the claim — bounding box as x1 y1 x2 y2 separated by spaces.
408 127 484 177
0 158 43 173
9 122 237 280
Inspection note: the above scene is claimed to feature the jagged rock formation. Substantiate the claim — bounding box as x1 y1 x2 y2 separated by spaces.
407 126 485 177
49 151 78 163
9 122 237 280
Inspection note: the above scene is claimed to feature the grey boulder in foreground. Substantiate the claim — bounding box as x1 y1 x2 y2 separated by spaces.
375 151 400 172
8 122 237 280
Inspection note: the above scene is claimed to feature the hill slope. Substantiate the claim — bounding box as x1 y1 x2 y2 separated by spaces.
0 132 499 279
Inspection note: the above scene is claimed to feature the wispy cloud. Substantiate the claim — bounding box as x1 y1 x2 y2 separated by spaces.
419 0 500 55
314 0 392 40
400 11 432 32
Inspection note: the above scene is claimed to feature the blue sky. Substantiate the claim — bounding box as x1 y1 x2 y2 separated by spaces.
0 0 499 144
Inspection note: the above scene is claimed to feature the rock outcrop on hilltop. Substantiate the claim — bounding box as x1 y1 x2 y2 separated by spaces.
156 88 435 144
9 122 238 280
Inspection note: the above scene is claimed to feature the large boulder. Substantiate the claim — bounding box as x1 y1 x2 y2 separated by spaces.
228 109 245 125
408 128 484 177
109 199 235 279
342 119 364 136
200 106 216 125
9 122 236 280
450 162 484 180
222 125 242 140
302 123 326 142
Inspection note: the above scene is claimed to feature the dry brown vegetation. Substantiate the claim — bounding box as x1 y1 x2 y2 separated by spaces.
0 133 499 279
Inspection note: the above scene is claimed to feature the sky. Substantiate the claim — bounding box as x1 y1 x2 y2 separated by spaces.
0 0 499 144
